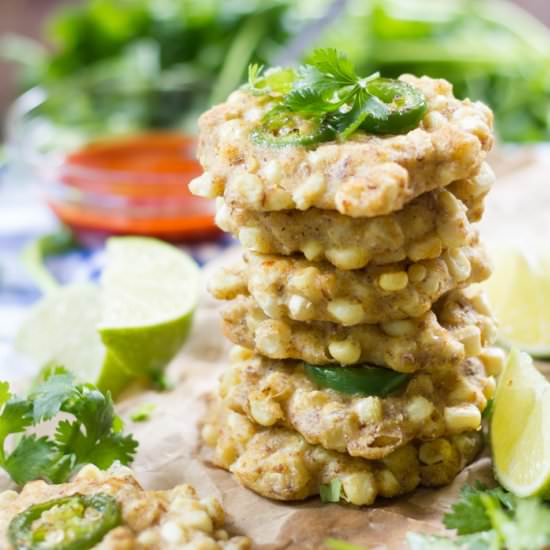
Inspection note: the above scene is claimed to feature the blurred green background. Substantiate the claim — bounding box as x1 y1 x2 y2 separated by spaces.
2 0 550 142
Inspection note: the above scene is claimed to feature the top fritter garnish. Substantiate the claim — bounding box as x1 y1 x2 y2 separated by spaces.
246 48 427 147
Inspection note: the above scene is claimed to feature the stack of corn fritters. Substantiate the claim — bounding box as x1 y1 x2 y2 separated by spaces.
191 75 504 506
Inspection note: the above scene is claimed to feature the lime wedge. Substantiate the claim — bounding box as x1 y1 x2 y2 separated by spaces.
98 237 200 376
491 349 550 498
485 245 550 357
15 284 133 397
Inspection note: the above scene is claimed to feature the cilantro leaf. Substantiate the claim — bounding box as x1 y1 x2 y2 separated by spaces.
29 367 77 422
320 479 342 503
444 482 515 535
3 435 68 485
85 432 138 470
486 496 550 550
0 375 138 485
308 48 358 87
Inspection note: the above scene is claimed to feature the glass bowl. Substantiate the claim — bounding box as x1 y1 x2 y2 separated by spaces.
4 84 218 244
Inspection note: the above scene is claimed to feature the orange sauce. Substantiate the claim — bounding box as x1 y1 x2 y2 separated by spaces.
50 132 218 241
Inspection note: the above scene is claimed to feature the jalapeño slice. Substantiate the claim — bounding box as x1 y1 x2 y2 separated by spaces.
8 493 121 550
361 78 428 135
305 364 410 397
250 110 335 148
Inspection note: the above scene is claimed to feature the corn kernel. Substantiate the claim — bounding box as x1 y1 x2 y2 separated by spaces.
444 404 481 433
483 376 496 400
189 173 223 198
444 248 472 282
301 240 324 261
378 271 409 291
229 346 254 363
408 235 443 261
161 521 184 543
232 173 263 207
238 227 271 253
408 263 427 283
292 174 326 210
479 347 506 376
419 439 453 465
473 163 495 195
288 267 321 300
288 294 314 321
262 160 282 185
255 320 291 357
326 247 369 270
341 472 377 506
328 338 361 364
353 397 383 424
264 187 293 210
327 299 365 326
376 470 401 497
381 320 416 337
423 111 447 129
214 200 231 231
406 396 435 424
249 394 283 427
456 325 482 357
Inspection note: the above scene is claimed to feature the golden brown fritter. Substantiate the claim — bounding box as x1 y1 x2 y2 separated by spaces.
0 465 250 550
190 76 493 218
202 400 483 505
210 242 491 325
220 288 496 372
214 183 485 271
218 347 499 460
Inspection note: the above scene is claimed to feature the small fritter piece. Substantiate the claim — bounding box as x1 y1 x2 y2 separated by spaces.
215 183 485 271
210 243 491 325
201 401 483 505
0 465 250 550
220 347 498 460
191 75 493 218
220 288 496 372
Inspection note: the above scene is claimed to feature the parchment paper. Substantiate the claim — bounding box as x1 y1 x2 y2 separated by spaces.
3 147 549 549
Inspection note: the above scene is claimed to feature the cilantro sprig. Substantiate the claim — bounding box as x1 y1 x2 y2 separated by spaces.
0 367 137 485
408 482 550 549
246 48 427 146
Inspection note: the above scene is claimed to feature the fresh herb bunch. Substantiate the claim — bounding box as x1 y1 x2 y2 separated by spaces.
247 48 427 146
0 367 137 485
408 482 550 549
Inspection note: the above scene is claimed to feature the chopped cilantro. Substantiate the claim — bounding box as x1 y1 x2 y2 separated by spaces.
320 479 342 503
130 403 156 422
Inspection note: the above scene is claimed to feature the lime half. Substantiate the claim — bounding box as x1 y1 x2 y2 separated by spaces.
485 245 550 357
491 349 550 498
15 284 133 397
98 237 200 376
